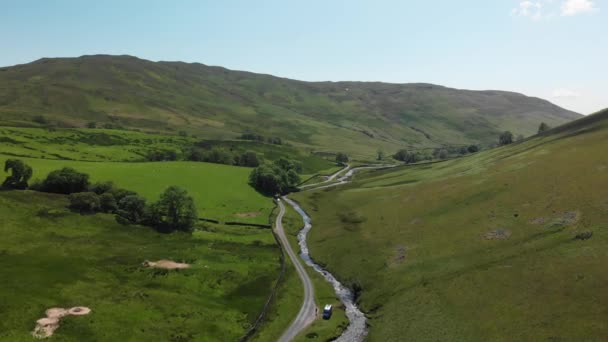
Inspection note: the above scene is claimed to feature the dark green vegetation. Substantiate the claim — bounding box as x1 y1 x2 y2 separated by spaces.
249 158 301 195
2 159 32 189
0 55 580 157
291 109 608 341
0 190 280 341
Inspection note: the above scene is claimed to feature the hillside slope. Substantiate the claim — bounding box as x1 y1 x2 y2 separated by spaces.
291 109 608 341
0 55 580 156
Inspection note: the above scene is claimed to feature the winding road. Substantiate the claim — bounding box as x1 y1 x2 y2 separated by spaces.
275 200 317 342
275 164 396 341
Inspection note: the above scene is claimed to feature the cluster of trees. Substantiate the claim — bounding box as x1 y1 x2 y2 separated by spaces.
187 148 260 167
249 158 301 195
393 145 479 164
335 152 349 164
239 133 283 145
2 160 197 233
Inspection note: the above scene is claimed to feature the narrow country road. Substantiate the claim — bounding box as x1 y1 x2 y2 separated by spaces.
275 200 317 342
299 164 350 189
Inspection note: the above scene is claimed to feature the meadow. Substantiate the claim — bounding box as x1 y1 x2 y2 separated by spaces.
0 190 280 341
0 155 272 224
291 110 608 341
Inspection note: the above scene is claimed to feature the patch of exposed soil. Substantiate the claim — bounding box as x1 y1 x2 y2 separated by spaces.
484 229 511 240
409 218 423 225
143 259 190 270
234 211 261 218
32 307 91 339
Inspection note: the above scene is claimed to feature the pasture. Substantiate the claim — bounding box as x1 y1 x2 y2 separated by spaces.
0 190 280 341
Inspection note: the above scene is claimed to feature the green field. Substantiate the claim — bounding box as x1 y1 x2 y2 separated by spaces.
0 126 338 174
0 190 280 341
0 156 272 224
291 109 608 341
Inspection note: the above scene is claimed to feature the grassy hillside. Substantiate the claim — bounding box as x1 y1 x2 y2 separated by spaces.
0 126 337 175
0 156 272 224
0 190 280 341
291 109 608 341
0 55 580 157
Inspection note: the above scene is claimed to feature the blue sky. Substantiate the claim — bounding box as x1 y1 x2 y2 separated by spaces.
1 0 605 114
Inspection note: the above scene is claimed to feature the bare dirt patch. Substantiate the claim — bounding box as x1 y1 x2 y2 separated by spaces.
234 211 261 218
143 259 190 270
484 229 511 240
32 306 91 339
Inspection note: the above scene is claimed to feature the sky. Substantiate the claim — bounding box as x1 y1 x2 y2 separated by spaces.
0 0 605 114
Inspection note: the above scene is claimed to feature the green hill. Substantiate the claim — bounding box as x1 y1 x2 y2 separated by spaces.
291 109 608 341
0 55 580 157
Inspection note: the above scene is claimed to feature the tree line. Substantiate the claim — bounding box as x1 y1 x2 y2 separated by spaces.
2 160 197 233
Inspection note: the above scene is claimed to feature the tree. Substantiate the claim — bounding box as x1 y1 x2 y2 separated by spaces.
3 159 33 189
394 150 419 164
145 186 198 233
89 181 114 195
238 151 260 167
516 134 525 142
377 150 384 161
41 167 89 194
467 145 479 153
538 122 550 134
335 153 349 164
438 149 449 159
498 131 514 146
115 195 147 225
99 192 118 213
68 192 101 213
249 159 301 195
86 122 97 129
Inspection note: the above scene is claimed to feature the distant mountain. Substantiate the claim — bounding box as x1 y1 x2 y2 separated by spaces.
0 55 581 156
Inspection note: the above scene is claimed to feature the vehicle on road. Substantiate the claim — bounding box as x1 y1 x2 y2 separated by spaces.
323 304 333 320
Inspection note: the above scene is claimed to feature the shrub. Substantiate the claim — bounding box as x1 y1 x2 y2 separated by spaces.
144 186 197 233
538 122 551 133
89 181 114 195
41 167 90 194
2 159 33 189
99 192 118 213
115 195 147 225
498 131 514 146
68 192 101 213
574 231 593 240
238 151 260 167
467 145 479 153
335 152 349 164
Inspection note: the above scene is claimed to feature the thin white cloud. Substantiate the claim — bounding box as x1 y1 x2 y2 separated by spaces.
552 88 581 98
511 0 597 20
512 1 544 18
561 0 597 15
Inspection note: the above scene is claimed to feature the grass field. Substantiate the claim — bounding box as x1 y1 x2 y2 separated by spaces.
0 190 280 341
0 126 338 175
0 156 272 224
291 109 608 341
